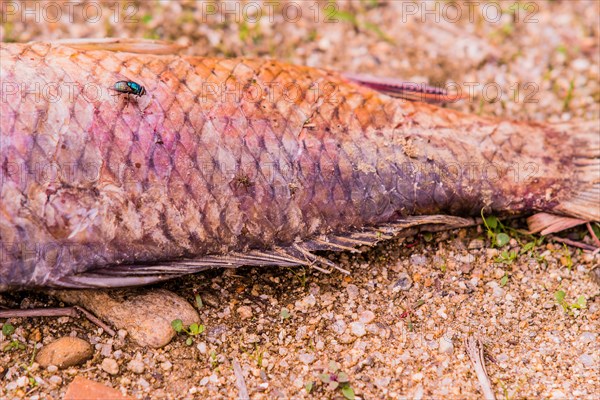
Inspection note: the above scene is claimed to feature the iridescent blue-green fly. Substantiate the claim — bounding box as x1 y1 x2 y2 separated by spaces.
110 80 146 97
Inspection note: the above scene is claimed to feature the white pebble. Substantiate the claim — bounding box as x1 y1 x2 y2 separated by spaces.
350 322 366 337
101 358 119 375
298 353 315 364
138 378 150 389
439 336 454 354
160 361 172 371
410 254 427 266
127 359 145 374
48 375 62 385
331 319 346 334
359 310 375 324
579 332 597 343
346 284 359 299
299 294 316 308
375 376 391 388
237 305 253 320
100 343 112 358
16 376 29 387
46 365 58 373
579 354 594 368
197 342 207 354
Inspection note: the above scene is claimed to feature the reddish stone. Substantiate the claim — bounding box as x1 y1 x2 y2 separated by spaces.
64 376 134 400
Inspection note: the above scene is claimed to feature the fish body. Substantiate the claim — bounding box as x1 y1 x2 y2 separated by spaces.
0 41 598 290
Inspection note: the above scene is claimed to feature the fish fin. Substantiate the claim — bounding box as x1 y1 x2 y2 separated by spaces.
49 38 186 55
342 72 466 103
55 251 308 288
526 212 587 235
553 120 600 221
55 215 476 288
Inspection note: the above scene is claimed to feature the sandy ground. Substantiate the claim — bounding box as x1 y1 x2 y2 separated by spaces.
1 1 599 399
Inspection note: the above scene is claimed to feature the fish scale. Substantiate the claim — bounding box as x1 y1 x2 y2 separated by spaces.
0 41 598 290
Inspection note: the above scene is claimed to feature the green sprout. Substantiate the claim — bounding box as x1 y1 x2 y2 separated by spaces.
319 360 356 400
554 290 586 315
171 319 205 346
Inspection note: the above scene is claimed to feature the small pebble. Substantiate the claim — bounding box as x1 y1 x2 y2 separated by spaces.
48 376 62 386
410 254 427 266
100 343 112 358
16 376 28 387
359 310 376 324
439 336 454 354
197 342 207 354
138 378 150 389
579 332 597 343
298 294 316 309
346 284 359 299
237 305 253 320
412 372 423 381
160 361 172 371
298 353 315 364
127 359 145 374
36 337 93 369
468 239 484 249
392 273 412 292
578 354 594 368
350 322 366 337
101 358 119 375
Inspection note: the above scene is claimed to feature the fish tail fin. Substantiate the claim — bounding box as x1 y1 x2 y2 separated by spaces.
554 120 600 221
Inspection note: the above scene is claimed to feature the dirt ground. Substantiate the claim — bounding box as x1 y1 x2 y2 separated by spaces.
1 1 599 399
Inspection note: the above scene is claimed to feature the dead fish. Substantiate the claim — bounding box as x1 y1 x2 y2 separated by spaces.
0 40 598 291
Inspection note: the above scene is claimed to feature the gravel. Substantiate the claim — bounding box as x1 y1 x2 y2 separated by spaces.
1 1 599 399
100 359 119 376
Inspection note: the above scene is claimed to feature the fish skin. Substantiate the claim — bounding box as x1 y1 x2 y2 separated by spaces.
0 42 598 290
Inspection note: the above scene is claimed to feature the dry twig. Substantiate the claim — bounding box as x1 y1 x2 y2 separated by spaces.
232 358 250 400
464 334 496 400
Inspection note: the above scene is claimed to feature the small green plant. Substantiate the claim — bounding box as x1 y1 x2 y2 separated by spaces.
251 343 264 368
2 324 25 352
2 323 15 336
209 350 220 369
280 307 291 321
500 273 509 287
481 211 510 248
318 361 355 399
171 319 205 346
195 293 203 309
562 79 575 111
291 267 308 288
554 290 586 315
305 381 314 394
4 340 25 352
496 249 518 265
560 244 573 270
